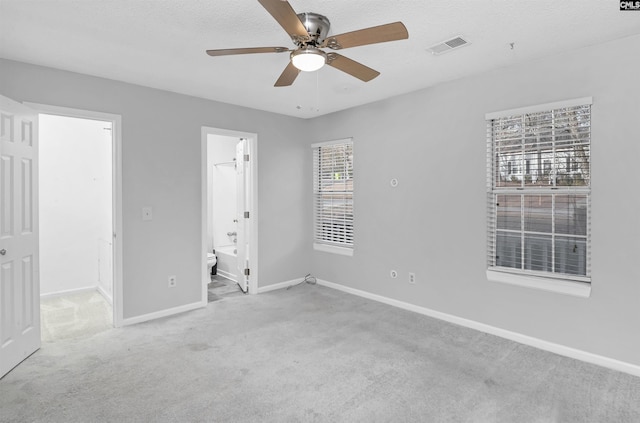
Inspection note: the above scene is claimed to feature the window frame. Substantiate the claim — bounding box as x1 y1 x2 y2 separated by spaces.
486 98 592 297
312 138 354 256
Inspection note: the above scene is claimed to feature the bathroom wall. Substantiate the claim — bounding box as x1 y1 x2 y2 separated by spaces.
207 134 238 252
39 114 112 297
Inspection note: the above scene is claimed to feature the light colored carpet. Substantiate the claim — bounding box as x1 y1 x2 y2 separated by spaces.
40 290 112 343
2 284 639 422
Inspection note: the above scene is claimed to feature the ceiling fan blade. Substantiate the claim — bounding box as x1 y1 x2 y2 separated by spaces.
274 61 300 87
206 47 289 56
322 22 408 50
326 53 380 82
258 0 309 42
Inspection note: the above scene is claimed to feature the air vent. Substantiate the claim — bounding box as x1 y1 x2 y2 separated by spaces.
426 36 470 55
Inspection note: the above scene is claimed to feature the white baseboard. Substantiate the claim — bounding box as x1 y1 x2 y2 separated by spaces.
216 269 237 283
257 278 303 293
40 286 97 299
96 285 113 306
317 279 640 378
121 301 205 327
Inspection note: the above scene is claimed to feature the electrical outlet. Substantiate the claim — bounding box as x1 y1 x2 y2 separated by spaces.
168 275 177 288
409 272 416 284
390 270 398 279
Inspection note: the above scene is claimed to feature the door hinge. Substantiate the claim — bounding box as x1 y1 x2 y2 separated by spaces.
244 268 250 276
244 211 250 219
244 154 250 162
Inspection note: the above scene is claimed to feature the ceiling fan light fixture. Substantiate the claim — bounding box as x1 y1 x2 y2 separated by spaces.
291 47 327 72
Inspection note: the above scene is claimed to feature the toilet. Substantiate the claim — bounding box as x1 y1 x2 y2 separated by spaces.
207 251 217 276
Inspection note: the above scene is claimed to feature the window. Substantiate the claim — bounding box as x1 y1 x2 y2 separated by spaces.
312 139 354 255
486 98 591 291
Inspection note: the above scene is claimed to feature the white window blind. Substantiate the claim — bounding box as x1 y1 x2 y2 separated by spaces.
313 139 354 250
486 99 591 283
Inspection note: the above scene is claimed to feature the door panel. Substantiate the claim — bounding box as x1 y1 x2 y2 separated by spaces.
1 262 14 346
1 154 13 238
0 95 40 378
21 158 34 233
22 256 35 329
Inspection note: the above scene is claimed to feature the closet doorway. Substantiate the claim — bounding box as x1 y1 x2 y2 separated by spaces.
29 103 123 336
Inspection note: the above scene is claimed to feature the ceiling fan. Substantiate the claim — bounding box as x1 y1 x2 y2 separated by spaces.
206 0 409 87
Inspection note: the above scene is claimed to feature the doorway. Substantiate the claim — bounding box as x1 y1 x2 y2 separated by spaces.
38 113 113 340
0 97 123 378
27 102 123 331
201 127 258 301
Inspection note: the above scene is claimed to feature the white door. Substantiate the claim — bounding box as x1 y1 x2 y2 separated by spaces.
235 139 249 293
0 95 40 378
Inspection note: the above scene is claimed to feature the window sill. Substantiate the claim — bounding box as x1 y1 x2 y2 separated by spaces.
313 243 353 257
486 269 591 298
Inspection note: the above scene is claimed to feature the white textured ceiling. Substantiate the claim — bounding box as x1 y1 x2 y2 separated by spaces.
1 1 639 118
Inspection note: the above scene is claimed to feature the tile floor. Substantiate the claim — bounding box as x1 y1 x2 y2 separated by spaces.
207 274 244 302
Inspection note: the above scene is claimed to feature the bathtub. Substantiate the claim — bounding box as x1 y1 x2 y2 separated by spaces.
215 245 237 282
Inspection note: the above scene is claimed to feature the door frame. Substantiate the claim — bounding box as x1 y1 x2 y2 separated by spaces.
26 102 124 328
201 126 258 299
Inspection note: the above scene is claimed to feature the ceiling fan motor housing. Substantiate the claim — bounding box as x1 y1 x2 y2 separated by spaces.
296 12 330 46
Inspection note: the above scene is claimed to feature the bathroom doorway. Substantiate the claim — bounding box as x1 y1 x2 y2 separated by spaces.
201 127 258 300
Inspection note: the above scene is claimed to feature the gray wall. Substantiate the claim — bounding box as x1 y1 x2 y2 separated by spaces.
0 59 312 318
2 33 638 367
308 34 640 366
